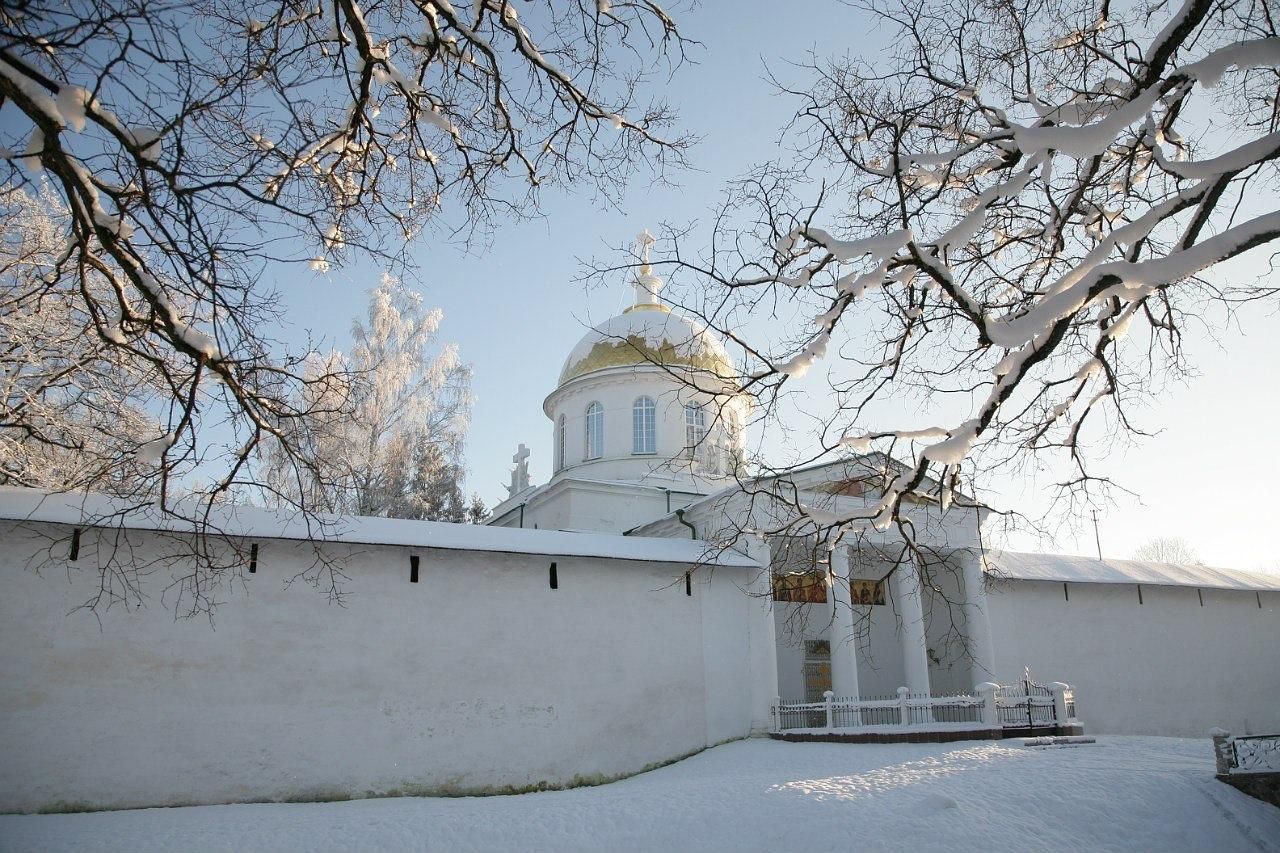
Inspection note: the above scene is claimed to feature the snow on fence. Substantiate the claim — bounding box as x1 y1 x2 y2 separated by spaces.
771 681 1077 734
995 680 1075 730
1212 730 1280 775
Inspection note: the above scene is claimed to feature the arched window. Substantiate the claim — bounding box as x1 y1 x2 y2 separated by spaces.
632 396 656 454
557 414 566 471
684 404 707 463
585 402 604 460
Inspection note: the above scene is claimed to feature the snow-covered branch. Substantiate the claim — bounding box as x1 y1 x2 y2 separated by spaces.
610 0 1280 551
0 0 691 614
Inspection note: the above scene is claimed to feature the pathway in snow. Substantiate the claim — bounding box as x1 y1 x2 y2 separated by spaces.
2 737 1277 852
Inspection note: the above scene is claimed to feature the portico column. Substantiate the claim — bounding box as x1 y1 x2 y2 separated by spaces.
958 547 997 683
745 535 779 735
894 555 933 701
827 544 861 702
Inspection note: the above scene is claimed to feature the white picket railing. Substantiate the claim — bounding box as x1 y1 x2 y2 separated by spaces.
771 681 1077 734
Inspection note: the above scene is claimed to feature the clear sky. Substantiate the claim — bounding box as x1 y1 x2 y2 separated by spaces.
268 1 1280 573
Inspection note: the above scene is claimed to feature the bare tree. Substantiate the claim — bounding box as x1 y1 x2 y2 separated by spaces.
596 0 1280 563
0 0 691 612
260 272 474 520
1133 536 1199 564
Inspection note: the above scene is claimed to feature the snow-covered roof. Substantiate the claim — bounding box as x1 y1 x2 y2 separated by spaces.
0 488 759 569
986 550 1280 592
487 475 709 522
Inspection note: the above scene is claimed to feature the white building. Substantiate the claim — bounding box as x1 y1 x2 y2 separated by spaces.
487 260 1280 740
487 255 750 534
0 255 1277 813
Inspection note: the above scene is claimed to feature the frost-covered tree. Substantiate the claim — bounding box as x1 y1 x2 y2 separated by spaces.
261 274 473 521
0 182 160 493
1133 537 1200 565
0 0 689 611
604 0 1280 571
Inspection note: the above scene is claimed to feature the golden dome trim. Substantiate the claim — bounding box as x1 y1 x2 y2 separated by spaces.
622 303 672 314
558 335 733 386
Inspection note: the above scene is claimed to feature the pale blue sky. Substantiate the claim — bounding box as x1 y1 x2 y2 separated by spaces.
271 1 1280 572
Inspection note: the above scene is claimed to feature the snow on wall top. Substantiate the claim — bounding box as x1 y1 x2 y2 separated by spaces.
0 488 759 569
987 550 1280 592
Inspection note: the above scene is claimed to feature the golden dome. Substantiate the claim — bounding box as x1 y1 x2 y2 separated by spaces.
557 304 735 387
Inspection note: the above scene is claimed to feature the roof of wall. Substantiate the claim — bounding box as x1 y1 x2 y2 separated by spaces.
0 488 758 569
987 550 1280 592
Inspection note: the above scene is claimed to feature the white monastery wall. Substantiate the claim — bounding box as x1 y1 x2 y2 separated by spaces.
696 568 756 743
985 578 1280 736
0 520 763 813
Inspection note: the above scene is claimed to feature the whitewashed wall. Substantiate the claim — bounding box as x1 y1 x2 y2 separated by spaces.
0 521 761 813
986 579 1280 736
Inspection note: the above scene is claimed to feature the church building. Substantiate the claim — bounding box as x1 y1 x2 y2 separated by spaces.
487 246 1280 740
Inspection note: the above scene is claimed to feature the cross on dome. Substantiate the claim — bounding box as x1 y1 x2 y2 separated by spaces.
632 228 664 308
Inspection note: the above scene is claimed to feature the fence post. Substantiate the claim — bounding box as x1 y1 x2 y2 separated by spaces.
772 696 781 733
976 682 999 729
1210 727 1234 777
897 686 911 727
1049 682 1070 727
823 690 834 730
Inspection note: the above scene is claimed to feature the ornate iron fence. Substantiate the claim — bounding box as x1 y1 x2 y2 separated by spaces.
1215 732 1280 775
995 679 1058 730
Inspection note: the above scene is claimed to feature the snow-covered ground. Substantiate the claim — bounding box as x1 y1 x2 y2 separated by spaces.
2 737 1277 853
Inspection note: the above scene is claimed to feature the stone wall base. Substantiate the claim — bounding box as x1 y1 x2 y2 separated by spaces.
1217 772 1280 808
769 723 1084 744
770 728 1003 744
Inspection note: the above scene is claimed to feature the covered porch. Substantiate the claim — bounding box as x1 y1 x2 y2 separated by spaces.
768 540 1081 741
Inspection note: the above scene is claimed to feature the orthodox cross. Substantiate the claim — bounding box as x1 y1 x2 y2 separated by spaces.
507 443 531 496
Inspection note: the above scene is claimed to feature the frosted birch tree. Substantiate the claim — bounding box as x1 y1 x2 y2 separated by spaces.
601 0 1280 567
1 182 160 492
1133 537 1200 564
260 273 476 521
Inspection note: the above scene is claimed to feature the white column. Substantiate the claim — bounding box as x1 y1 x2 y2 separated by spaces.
958 547 997 683
894 556 932 700
745 535 779 735
827 544 861 702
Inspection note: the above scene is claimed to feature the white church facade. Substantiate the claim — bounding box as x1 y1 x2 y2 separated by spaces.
0 255 1278 812
487 254 1280 741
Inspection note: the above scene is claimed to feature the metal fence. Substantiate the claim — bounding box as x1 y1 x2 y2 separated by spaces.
1216 733 1280 774
772 680 1075 734
924 693 986 726
995 680 1060 730
773 689 988 732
